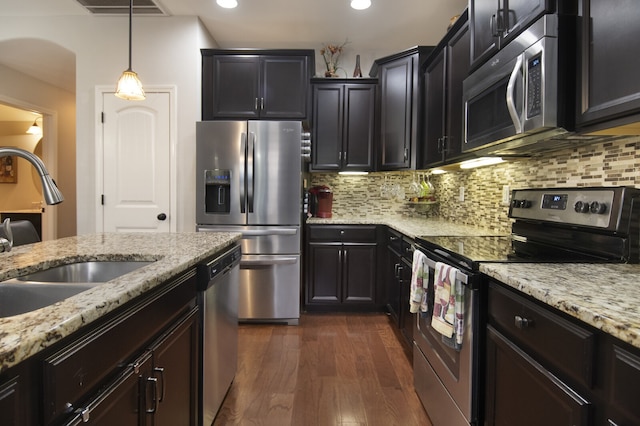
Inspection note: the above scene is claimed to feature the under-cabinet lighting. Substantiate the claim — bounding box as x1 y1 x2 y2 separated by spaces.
338 171 369 175
459 157 505 169
430 169 446 175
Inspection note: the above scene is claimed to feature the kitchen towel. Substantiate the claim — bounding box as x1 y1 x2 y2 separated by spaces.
431 262 465 345
409 250 429 313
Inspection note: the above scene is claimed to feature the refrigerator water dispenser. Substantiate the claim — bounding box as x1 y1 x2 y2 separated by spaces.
205 169 231 214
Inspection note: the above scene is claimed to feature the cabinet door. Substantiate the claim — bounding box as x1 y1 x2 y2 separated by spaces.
379 56 413 169
386 246 402 326
470 0 501 69
205 55 260 119
470 0 549 70
147 308 199 426
261 56 309 119
485 326 591 426
423 48 446 167
606 342 640 426
0 377 21 426
577 0 640 128
61 353 152 426
306 243 342 304
312 84 343 170
343 84 376 171
342 243 377 303
445 20 471 161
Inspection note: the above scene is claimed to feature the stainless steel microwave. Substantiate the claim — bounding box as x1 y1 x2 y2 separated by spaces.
462 14 575 155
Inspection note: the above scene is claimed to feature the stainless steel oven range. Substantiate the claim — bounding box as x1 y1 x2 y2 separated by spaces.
412 186 640 425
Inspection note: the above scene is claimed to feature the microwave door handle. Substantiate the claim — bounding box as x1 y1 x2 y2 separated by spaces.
239 132 247 214
506 54 524 134
247 132 255 213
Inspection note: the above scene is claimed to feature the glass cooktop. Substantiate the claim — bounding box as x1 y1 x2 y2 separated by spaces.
416 234 619 272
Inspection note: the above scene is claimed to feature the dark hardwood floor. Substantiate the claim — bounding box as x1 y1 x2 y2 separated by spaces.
213 313 433 426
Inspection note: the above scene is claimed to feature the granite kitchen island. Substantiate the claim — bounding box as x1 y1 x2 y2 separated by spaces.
0 231 240 424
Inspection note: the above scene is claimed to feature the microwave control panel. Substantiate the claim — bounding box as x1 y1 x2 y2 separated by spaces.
526 54 542 118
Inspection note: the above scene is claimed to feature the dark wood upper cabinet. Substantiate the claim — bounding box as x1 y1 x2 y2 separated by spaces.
311 78 376 172
576 0 640 131
371 46 434 170
422 11 471 168
201 49 314 120
469 0 569 71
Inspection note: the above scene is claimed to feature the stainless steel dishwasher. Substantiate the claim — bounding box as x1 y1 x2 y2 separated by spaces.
197 244 241 426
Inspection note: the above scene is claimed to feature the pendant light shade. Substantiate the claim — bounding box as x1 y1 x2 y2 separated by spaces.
115 0 145 100
116 70 145 100
26 118 42 135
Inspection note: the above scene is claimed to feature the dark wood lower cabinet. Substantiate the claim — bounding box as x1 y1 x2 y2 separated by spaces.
305 225 383 310
485 325 591 426
0 261 205 425
485 279 640 426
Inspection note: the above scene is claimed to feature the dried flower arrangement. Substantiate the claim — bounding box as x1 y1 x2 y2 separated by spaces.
320 40 349 77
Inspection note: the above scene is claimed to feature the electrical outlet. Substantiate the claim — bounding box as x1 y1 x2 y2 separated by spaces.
459 186 465 202
501 185 511 206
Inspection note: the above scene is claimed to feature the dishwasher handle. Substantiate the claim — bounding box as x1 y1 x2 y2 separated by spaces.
241 256 298 267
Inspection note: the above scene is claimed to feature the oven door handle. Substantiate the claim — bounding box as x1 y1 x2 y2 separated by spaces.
506 54 524 134
423 254 469 285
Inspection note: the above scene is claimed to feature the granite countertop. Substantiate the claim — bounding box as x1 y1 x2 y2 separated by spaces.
307 215 504 239
0 232 241 373
480 263 640 350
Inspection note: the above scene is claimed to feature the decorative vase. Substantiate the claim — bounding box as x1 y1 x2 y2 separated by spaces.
325 63 338 77
353 54 362 78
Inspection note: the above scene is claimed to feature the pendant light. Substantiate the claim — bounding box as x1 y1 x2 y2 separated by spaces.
115 0 145 100
26 118 42 136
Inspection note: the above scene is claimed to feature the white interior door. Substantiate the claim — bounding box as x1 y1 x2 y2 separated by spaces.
102 92 171 232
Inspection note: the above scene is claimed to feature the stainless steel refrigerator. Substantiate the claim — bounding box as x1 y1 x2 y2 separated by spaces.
196 120 302 325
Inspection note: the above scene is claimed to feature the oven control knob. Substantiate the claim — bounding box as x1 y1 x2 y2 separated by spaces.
574 201 590 213
590 201 607 214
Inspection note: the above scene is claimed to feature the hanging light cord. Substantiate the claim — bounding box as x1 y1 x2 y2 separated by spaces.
127 0 133 71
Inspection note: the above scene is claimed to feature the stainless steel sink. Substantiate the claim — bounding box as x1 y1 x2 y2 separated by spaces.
0 260 154 317
0 282 99 318
15 260 154 284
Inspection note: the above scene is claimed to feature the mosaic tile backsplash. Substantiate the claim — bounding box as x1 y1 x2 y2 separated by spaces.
309 136 640 234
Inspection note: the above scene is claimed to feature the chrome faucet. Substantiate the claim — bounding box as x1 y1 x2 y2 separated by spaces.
0 147 64 252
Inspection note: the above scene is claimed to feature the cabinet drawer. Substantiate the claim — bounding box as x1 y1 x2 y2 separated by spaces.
42 272 197 424
488 281 595 389
307 225 377 242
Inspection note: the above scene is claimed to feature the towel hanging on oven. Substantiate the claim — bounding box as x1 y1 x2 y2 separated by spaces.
409 250 429 313
431 262 465 346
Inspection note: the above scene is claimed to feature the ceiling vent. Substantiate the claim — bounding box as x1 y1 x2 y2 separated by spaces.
75 0 167 15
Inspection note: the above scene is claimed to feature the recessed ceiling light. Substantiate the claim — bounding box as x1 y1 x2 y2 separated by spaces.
217 0 238 8
351 0 371 10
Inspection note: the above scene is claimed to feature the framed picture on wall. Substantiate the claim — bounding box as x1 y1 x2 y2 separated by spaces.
0 155 17 183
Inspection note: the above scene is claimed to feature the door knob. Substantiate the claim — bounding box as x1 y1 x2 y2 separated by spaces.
157 213 167 221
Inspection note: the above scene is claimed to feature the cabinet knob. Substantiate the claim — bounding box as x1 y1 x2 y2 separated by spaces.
514 315 533 329
157 213 167 221
340 230 345 235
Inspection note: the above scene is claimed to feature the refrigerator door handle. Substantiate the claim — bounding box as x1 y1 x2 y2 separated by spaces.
241 228 298 237
247 131 256 213
239 132 247 214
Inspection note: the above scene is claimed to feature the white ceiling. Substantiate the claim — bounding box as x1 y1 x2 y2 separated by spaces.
0 0 468 92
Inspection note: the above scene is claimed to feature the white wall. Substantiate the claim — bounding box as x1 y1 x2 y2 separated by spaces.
0 15 216 234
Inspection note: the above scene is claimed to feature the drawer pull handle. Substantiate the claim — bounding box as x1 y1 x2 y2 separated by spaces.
514 315 533 329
